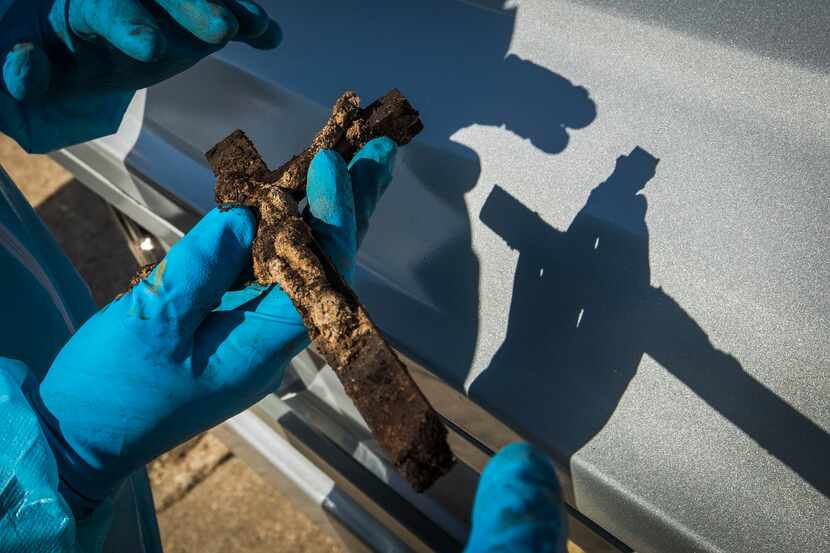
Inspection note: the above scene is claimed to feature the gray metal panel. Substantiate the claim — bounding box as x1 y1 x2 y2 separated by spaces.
215 407 415 553
68 1 830 552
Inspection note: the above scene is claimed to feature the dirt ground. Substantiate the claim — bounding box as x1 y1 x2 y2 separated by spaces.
0 135 341 553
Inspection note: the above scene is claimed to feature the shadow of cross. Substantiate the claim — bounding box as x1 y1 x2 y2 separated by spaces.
472 147 830 498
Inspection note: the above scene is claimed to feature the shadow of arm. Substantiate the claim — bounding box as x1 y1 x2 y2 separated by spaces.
642 288 830 497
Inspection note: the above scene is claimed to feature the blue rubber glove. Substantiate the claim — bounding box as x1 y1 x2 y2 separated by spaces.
0 0 280 153
465 443 567 553
31 138 397 512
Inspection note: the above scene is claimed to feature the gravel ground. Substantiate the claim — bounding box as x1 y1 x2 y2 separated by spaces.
0 135 341 553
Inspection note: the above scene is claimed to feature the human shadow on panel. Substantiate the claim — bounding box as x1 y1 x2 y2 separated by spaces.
470 147 830 497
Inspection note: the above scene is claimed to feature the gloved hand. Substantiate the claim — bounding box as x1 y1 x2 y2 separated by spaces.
31 138 397 513
465 443 567 553
0 0 280 153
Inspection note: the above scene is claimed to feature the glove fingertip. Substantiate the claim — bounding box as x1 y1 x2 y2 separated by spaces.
3 43 51 101
348 137 397 243
307 150 357 279
131 207 257 331
241 19 282 50
76 0 167 62
197 8 240 45
125 25 167 63
213 206 257 249
308 149 354 227
311 148 348 171
482 443 560 494
227 0 270 38
349 136 397 193
352 136 398 165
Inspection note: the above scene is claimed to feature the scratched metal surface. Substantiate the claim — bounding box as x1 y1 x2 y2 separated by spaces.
89 1 830 551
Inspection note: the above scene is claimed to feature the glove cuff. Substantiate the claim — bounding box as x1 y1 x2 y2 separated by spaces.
28 385 127 513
